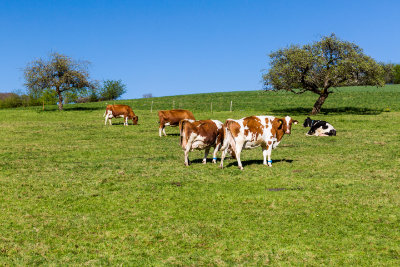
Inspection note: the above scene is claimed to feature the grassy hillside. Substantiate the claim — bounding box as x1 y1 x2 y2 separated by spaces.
0 85 399 265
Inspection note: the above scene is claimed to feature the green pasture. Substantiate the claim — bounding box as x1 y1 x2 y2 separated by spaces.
0 85 399 265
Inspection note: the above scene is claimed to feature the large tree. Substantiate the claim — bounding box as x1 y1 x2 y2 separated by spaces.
264 34 385 114
24 52 94 110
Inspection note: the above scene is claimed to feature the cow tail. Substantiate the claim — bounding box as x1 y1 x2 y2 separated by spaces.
224 120 237 159
179 119 187 146
221 123 230 151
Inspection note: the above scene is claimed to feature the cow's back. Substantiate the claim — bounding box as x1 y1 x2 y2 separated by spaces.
180 119 222 148
159 109 195 126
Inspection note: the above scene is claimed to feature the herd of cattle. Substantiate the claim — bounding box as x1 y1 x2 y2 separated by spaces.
104 104 336 170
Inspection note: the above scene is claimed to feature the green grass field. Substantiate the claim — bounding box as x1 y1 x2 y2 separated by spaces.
1 85 400 265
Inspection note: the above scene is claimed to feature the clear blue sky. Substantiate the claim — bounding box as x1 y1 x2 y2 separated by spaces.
1 0 399 99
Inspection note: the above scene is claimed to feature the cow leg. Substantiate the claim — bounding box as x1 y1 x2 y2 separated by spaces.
212 144 220 163
234 140 244 170
262 146 268 165
262 146 272 166
159 123 164 137
109 118 112 125
104 114 109 125
184 134 196 166
266 145 272 167
184 146 191 166
163 127 167 136
219 146 228 168
124 116 128 126
307 127 317 136
203 148 210 164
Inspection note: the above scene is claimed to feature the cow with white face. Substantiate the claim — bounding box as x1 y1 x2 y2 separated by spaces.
179 119 229 166
220 115 298 170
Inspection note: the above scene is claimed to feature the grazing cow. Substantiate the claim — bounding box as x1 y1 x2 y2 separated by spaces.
220 116 298 170
104 104 138 126
179 119 228 166
303 117 336 136
158 109 195 137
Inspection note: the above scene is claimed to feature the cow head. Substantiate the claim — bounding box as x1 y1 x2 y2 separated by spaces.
281 116 298 134
303 117 312 128
132 116 139 125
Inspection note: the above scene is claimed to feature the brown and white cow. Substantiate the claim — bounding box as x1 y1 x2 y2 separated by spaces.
179 119 229 166
220 115 298 170
158 109 195 137
104 104 138 126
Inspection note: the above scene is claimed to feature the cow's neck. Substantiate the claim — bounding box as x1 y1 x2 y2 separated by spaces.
276 129 285 142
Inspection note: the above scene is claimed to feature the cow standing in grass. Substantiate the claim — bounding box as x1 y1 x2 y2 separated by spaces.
179 119 229 166
104 104 138 126
158 109 195 137
220 115 298 170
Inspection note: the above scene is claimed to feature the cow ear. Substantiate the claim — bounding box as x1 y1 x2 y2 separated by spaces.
278 119 284 129
293 120 298 124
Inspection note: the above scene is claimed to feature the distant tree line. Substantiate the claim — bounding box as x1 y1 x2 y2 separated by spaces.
0 53 127 109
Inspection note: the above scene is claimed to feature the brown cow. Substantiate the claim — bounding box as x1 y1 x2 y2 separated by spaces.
220 115 298 170
179 119 229 166
158 109 195 137
104 104 138 126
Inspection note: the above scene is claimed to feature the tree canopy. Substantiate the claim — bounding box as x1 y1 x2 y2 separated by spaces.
99 80 127 100
24 52 94 110
263 34 385 114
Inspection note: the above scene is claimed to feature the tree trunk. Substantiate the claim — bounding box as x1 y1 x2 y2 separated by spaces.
56 88 63 110
311 93 329 115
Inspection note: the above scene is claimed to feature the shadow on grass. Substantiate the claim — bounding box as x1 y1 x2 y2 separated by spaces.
271 107 382 116
104 122 140 126
226 158 293 168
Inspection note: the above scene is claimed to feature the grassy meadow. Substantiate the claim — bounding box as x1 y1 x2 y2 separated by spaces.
1 85 400 265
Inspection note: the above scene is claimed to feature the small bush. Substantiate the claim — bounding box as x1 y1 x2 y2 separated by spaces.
0 93 22 108
75 97 90 103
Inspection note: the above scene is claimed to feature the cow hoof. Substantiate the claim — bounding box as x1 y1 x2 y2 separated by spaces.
239 166 243 170
202 161 206 164
268 164 272 167
212 160 216 164
219 165 224 169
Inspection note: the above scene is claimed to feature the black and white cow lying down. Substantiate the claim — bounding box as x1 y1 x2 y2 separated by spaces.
303 117 336 136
